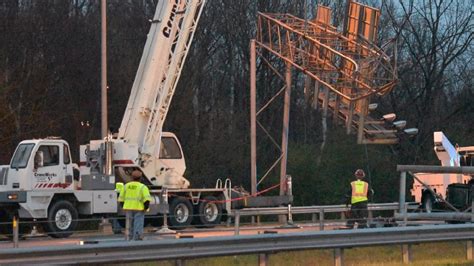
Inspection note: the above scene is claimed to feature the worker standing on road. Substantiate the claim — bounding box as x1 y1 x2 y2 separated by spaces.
111 182 124 234
118 170 151 240
346 169 372 229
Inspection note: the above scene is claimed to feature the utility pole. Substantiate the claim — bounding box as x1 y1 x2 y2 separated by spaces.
101 0 108 138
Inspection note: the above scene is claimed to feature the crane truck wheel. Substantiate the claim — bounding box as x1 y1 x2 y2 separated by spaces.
45 200 78 238
195 196 222 227
168 197 193 230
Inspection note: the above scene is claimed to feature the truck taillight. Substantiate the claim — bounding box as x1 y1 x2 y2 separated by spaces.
8 194 18 200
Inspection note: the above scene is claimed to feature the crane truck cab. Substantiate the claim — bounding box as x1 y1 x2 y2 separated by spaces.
0 138 121 238
0 138 75 203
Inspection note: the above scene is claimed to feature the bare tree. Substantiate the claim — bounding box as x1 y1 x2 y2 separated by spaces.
385 0 474 162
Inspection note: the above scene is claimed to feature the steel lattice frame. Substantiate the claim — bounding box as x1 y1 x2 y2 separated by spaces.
256 12 397 102
249 5 401 195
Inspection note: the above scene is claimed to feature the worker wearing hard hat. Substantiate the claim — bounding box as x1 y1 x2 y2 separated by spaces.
346 169 373 229
118 170 151 240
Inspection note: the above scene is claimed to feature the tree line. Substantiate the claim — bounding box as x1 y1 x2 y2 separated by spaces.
0 0 472 205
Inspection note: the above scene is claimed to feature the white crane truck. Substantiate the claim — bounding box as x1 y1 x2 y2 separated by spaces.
0 0 291 238
412 132 474 212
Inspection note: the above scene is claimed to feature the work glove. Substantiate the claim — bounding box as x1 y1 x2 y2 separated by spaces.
144 201 150 211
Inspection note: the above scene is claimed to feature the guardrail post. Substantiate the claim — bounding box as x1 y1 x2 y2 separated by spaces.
368 210 373 225
471 199 474 223
287 204 294 225
467 240 473 260
319 209 324 231
334 248 344 266
175 259 184 266
403 203 408 226
402 244 411 264
470 205 474 262
234 211 240 236
399 171 406 215
258 253 268 266
99 217 112 234
13 216 19 248
125 212 131 241
286 175 294 227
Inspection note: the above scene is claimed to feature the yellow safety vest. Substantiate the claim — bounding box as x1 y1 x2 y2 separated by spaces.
118 181 151 211
351 180 368 204
115 182 124 194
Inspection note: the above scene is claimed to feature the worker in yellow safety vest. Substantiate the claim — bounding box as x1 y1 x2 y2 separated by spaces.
111 182 124 234
118 170 151 240
345 169 372 229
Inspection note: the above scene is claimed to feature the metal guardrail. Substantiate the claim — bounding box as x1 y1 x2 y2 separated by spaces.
232 202 419 234
397 165 474 221
0 202 419 247
1 224 473 264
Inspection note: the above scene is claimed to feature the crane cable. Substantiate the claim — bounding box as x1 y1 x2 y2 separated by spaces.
364 143 374 202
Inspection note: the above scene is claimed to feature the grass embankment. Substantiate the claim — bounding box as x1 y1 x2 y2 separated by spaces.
120 241 472 266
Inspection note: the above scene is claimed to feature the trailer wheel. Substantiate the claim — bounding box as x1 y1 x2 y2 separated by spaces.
169 197 193 229
45 200 78 238
422 194 435 213
196 196 222 227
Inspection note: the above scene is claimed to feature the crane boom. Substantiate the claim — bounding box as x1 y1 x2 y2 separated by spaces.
118 0 206 166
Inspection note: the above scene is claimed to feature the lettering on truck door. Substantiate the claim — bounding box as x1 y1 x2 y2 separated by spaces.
34 144 72 189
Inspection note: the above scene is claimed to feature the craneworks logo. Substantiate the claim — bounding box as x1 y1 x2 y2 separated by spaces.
162 0 180 38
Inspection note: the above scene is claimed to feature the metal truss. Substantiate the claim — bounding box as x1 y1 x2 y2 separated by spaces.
256 12 397 102
249 2 412 195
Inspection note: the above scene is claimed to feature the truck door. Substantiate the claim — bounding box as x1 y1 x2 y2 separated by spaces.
34 144 72 189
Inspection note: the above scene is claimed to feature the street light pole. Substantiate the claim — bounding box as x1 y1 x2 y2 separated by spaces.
101 0 108 138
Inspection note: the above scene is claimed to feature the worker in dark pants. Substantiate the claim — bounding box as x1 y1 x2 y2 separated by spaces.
346 169 372 229
111 182 124 234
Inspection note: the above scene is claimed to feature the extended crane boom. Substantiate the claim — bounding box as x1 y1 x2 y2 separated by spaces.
117 0 206 187
433 132 460 166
